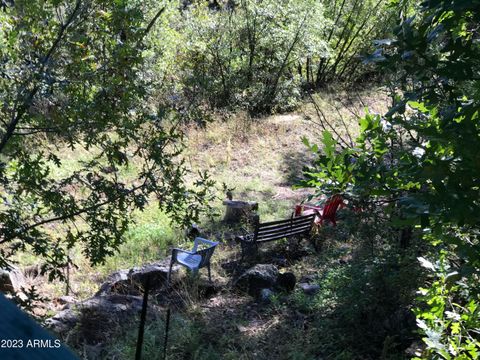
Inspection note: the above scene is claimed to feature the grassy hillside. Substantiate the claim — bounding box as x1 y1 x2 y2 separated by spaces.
15 89 413 359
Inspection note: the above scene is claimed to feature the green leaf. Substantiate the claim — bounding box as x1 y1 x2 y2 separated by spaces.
322 131 335 157
450 322 460 335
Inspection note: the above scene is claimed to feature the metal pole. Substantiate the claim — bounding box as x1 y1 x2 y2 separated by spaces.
163 308 171 360
65 255 70 296
135 275 151 360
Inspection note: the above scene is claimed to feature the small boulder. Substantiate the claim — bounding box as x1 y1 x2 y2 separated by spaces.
299 283 320 296
95 269 130 296
46 308 80 333
96 259 179 296
56 295 76 306
80 294 143 313
129 261 176 288
46 294 143 337
0 266 26 294
234 264 279 297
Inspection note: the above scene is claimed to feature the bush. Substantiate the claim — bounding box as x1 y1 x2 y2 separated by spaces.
150 0 395 116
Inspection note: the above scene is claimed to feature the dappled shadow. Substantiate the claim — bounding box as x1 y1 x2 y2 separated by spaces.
177 258 420 360
305 255 419 358
254 242 311 265
279 148 315 187
156 231 422 359
221 241 313 279
153 278 222 311
187 295 306 360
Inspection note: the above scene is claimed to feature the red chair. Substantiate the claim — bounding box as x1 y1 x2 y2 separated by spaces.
294 195 345 226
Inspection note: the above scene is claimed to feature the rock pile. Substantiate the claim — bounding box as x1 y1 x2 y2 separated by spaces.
46 259 179 339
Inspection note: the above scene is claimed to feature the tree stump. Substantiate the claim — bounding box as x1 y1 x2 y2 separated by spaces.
223 200 258 224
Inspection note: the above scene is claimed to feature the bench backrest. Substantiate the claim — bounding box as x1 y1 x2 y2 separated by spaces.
254 213 315 243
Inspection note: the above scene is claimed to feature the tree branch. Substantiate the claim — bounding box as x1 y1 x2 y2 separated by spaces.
135 4 168 49
0 0 82 154
0 182 147 245
308 93 355 152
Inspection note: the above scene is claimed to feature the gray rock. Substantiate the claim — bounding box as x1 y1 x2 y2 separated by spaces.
46 294 143 335
299 283 320 296
0 266 26 294
57 295 76 306
95 269 130 296
47 259 181 344
258 288 275 304
234 264 279 297
81 294 143 313
46 308 80 333
96 259 179 296
129 261 177 288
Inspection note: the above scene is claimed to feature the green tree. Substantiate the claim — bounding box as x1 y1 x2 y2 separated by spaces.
170 0 328 114
144 0 396 117
301 0 480 358
314 0 395 86
0 0 214 279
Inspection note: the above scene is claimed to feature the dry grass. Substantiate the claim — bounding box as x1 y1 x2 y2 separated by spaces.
183 111 316 207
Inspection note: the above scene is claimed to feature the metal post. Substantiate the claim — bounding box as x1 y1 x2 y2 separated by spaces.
163 308 171 360
65 255 70 296
135 275 151 360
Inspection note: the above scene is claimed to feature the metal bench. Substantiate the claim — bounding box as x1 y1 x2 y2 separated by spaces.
167 237 218 286
236 213 316 258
